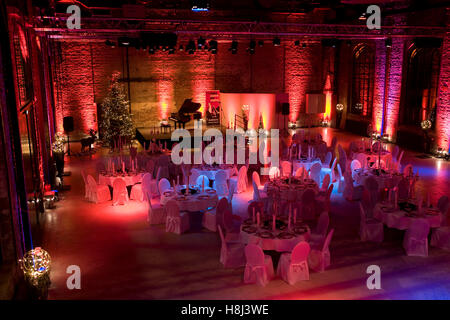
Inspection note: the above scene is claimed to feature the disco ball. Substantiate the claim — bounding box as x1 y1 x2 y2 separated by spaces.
421 120 432 130
19 247 51 287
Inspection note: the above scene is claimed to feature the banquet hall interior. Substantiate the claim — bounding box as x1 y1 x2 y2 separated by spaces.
1 0 450 300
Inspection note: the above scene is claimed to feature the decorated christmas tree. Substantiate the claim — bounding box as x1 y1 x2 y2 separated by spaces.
100 72 134 149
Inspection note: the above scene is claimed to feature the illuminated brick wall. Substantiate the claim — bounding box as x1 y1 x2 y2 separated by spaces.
436 36 450 151
372 40 386 134
52 41 325 133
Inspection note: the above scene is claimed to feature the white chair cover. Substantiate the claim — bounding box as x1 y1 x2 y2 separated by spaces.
403 219 430 257
277 241 310 284
158 178 171 195
81 170 89 199
146 190 166 225
359 203 383 243
86 175 111 203
308 229 334 272
294 166 306 178
243 244 274 286
112 177 128 206
350 159 362 179
344 172 363 201
309 162 322 185
309 211 329 245
218 225 246 268
214 170 228 197
202 197 229 232
323 152 332 168
320 174 331 193
229 165 247 194
165 200 190 234
281 161 292 177
268 166 280 180
322 157 337 183
196 175 210 190
337 164 345 193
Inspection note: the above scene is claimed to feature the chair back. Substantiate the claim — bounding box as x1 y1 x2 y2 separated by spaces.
372 141 381 152
165 200 180 218
196 175 210 189
112 177 127 203
228 183 236 203
146 160 155 177
351 159 362 172
324 152 332 167
244 244 265 267
337 163 343 181
269 166 280 179
321 174 330 191
322 229 335 252
337 145 347 174
217 225 227 251
309 162 322 184
141 173 153 199
86 175 97 191
158 178 171 194
281 161 292 177
81 170 87 184
403 164 413 178
316 211 329 236
215 170 227 184
252 171 261 188
392 145 399 160
291 242 310 264
295 166 305 178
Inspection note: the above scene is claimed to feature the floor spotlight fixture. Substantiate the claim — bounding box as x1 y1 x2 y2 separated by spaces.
273 37 280 46
294 40 300 46
208 40 218 54
229 41 238 54
179 45 184 51
247 40 256 54
385 38 392 48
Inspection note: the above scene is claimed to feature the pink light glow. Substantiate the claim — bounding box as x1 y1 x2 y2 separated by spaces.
157 80 173 120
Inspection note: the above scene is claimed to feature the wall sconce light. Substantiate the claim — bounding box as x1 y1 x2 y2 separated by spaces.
336 103 344 112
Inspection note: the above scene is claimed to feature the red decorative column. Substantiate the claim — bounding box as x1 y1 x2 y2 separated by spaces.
436 35 450 152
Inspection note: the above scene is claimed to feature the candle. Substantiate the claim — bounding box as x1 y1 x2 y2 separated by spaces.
272 214 276 231
202 177 205 192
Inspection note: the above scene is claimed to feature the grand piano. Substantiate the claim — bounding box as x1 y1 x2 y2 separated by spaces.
169 99 202 129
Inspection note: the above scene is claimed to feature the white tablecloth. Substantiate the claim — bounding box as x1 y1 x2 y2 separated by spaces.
353 151 391 166
266 178 319 202
195 167 236 180
292 159 322 173
240 224 311 252
99 173 144 187
160 188 219 212
373 203 442 230
353 170 403 190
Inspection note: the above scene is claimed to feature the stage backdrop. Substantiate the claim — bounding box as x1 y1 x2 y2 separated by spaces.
220 93 288 130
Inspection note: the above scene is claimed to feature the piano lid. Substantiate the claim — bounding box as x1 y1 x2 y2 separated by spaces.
178 99 201 113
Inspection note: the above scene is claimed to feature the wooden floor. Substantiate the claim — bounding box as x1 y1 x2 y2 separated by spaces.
40 128 450 300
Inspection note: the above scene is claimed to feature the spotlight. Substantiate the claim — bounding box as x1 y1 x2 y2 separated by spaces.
258 40 264 47
273 37 280 46
294 40 300 46
197 37 206 49
118 37 132 47
208 40 218 54
229 41 238 54
385 38 392 48
247 40 256 54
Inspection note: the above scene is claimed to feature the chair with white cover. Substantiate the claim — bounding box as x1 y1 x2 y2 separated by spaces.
227 183 236 207
140 173 154 200
277 241 310 284
319 174 331 195
294 166 306 178
403 164 414 178
112 177 128 206
81 170 89 199
395 150 404 173
336 164 345 193
281 161 292 177
323 152 332 169
316 184 333 212
391 145 399 163
309 162 322 185
213 170 228 197
252 171 267 202
337 144 347 174
343 172 363 201
322 157 337 183
86 175 111 203
189 168 201 186
146 190 166 225
430 196 450 250
229 165 247 194
268 166 280 180
328 137 337 155
218 225 245 268
364 176 379 204
195 175 210 191
355 153 367 169
222 208 241 242
350 159 362 180
308 229 334 273
165 200 190 234
403 219 430 257
309 211 329 246
359 202 383 243
203 197 229 232
158 178 171 195
243 244 274 286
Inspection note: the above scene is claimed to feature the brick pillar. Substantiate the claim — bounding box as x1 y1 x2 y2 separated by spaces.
436 35 450 151
372 38 404 141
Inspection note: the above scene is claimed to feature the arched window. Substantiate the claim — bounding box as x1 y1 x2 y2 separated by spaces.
350 44 375 117
401 45 440 126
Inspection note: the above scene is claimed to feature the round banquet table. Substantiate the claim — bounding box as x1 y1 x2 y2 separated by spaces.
160 186 218 212
353 150 391 166
240 222 311 252
353 169 403 190
194 166 237 180
98 172 144 187
373 203 442 230
266 178 319 202
292 159 323 173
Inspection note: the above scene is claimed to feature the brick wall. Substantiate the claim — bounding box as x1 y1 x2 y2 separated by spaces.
52 40 326 134
436 35 450 151
372 40 386 133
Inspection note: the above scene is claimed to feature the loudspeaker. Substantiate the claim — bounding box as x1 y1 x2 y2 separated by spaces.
281 103 290 116
63 116 74 133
